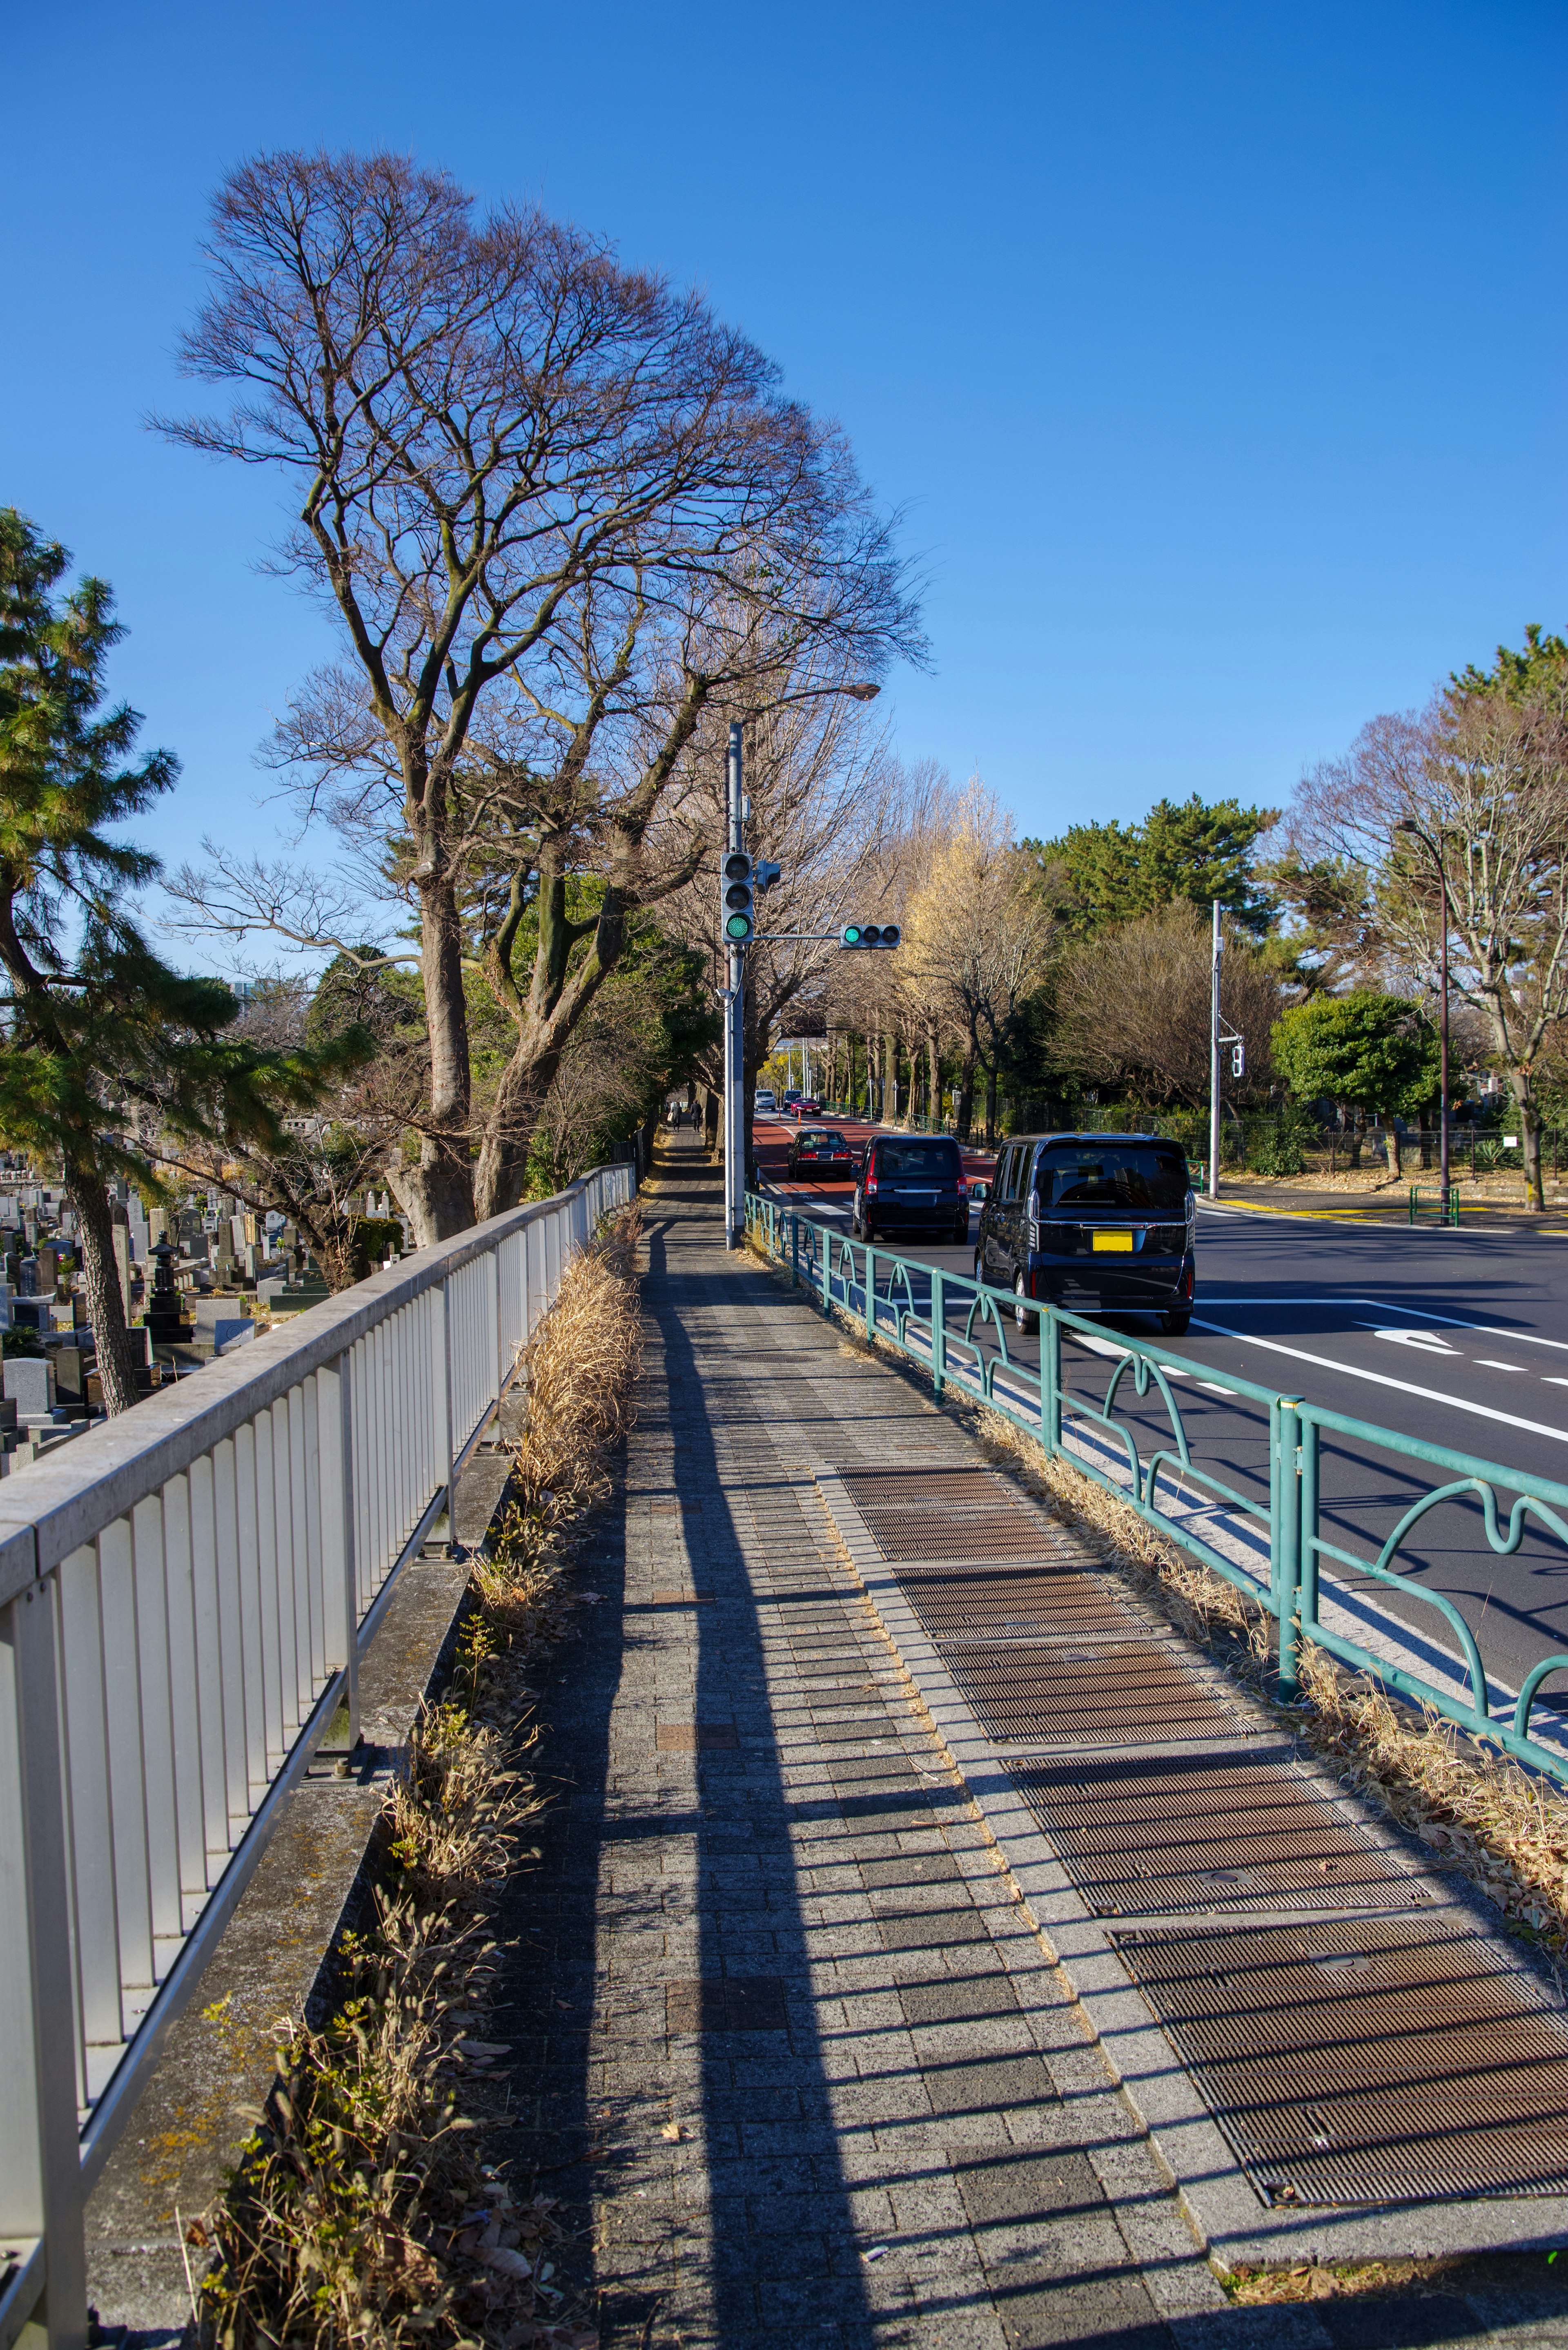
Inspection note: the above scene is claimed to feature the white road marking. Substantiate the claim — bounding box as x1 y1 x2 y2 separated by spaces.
1196 1381 1238 1394
1189 1318 1568 1447
1354 1325 1460 1354
1477 1360 1528 1373
1211 1297 1568 1358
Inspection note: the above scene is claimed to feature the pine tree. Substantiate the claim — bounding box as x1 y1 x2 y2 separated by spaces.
0 511 353 1412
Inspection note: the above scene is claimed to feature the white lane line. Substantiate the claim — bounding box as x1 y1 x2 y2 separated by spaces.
1189 1325 1568 1447
1196 1381 1238 1394
1477 1360 1528 1373
1209 1297 1568 1357
1189 1317 1568 1447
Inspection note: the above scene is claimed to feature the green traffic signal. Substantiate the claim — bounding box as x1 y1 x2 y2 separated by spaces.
840 921 900 949
842 924 862 945
726 913 753 940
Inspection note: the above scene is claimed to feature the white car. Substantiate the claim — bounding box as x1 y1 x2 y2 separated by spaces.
754 1089 777 1111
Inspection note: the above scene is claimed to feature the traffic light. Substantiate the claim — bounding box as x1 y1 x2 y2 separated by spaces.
1231 1041 1245 1078
721 852 755 943
840 922 901 950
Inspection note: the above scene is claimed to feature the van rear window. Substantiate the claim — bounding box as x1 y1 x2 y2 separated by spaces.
1038 1145 1189 1214
877 1139 961 1176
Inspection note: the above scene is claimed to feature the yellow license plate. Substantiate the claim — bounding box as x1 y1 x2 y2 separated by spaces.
1091 1230 1134 1253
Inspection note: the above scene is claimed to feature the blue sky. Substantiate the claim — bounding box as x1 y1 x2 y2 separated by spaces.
4 0 1563 896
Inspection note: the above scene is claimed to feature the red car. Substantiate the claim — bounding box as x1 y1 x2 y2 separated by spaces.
789 1096 821 1119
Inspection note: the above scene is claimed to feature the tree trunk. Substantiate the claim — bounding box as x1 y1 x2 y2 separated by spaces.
927 1024 940 1131
958 1021 978 1142
984 1052 998 1145
66 1167 141 1416
1513 1070 1545 1210
403 869 474 1242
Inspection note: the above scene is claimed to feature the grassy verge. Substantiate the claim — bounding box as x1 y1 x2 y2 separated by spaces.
196 1208 642 2350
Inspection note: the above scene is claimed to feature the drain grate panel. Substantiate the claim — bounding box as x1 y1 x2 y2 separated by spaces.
1113 1917 1568 2203
839 1466 1060 1562
1011 1755 1420 1915
938 1638 1235 1746
900 1568 1136 1643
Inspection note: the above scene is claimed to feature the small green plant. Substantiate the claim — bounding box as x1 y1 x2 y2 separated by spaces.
1247 1129 1306 1177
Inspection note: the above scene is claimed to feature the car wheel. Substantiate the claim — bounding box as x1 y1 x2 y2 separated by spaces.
973 1249 986 1285
1014 1272 1038 1334
1160 1310 1191 1336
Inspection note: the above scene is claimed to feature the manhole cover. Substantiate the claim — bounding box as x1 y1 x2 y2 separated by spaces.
1112 1918 1568 2203
1011 1755 1420 1915
939 1638 1235 1745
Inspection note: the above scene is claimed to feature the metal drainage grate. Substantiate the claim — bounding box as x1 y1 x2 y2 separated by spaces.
1011 1755 1422 1916
840 1466 1059 1563
1113 1917 1568 2204
899 1568 1137 1643
939 1638 1236 1746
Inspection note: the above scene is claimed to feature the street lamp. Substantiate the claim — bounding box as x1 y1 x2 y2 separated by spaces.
1393 817 1454 1214
719 679 882 1249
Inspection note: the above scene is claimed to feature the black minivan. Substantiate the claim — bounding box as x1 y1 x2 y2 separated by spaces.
852 1133 968 1244
973 1133 1195 1333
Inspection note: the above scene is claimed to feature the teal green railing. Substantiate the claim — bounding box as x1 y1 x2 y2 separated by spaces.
745 1189 1568 1783
1409 1183 1462 1226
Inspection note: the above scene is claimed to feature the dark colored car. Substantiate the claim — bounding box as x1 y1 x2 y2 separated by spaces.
973 1132 1194 1333
786 1126 855 1177
789 1096 821 1119
852 1133 969 1243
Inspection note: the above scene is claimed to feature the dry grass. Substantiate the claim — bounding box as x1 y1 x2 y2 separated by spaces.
198 1206 644 2350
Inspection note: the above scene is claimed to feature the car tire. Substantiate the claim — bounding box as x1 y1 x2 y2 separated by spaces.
1014 1272 1038 1334
1160 1310 1191 1336
973 1249 986 1285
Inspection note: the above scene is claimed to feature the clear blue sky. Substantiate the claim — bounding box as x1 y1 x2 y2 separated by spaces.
5 0 1564 892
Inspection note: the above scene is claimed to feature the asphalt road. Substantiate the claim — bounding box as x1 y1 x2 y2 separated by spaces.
754 1111 1568 1700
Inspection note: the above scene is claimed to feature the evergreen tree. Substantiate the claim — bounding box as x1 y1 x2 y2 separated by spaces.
0 511 350 1411
1025 793 1279 936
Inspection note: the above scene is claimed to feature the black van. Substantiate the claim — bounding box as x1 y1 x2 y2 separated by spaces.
973 1133 1195 1333
852 1132 968 1243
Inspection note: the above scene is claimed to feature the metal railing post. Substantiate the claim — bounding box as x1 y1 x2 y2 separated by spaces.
1298 1409 1321 1649
864 1244 876 1342
932 1266 946 1395
1276 1396 1303 1699
3 1579 89 2350
439 1277 455 1544
1043 1305 1062 1455
318 1353 359 1746
791 1213 799 1287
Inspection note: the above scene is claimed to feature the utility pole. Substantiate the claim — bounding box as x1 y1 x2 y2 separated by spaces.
724 721 745 1249
1208 899 1222 1202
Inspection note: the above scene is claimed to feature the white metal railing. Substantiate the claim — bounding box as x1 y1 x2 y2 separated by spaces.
0 1161 634 2350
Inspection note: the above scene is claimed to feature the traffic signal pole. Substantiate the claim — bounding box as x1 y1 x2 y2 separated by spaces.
724 722 745 1250
1208 899 1221 1202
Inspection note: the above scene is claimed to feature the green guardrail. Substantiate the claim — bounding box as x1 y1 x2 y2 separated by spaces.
744 1188 1568 1783
1410 1183 1462 1226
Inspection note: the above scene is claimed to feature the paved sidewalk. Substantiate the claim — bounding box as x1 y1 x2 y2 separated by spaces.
485 1139 1568 2348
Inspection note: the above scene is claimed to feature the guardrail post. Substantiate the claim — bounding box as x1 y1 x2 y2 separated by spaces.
932 1266 946 1395
1276 1396 1303 1699
439 1277 456 1546
1 1580 89 2350
791 1213 799 1287
1298 1408 1320 1650
864 1244 876 1341
1043 1306 1062 1455
319 1353 360 1746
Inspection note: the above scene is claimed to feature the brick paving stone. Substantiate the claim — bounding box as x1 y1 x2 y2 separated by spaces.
484 1139 1568 2348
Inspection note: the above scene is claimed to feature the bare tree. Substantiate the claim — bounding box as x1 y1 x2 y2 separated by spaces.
1050 901 1282 1108
161 151 919 1237
1288 690 1568 1209
899 780 1055 1139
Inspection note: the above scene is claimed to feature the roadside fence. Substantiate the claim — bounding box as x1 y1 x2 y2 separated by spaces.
0 1162 635 2350
745 1190 1568 1788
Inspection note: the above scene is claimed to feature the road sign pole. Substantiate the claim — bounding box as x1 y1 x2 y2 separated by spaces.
1208 898 1221 1202
725 722 744 1250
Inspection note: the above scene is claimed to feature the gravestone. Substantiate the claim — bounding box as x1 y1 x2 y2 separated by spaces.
4 1356 56 1414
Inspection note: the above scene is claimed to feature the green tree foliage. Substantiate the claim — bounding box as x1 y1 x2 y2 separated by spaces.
1270 989 1440 1121
1025 794 1280 937
0 511 356 1408
1452 622 1568 716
